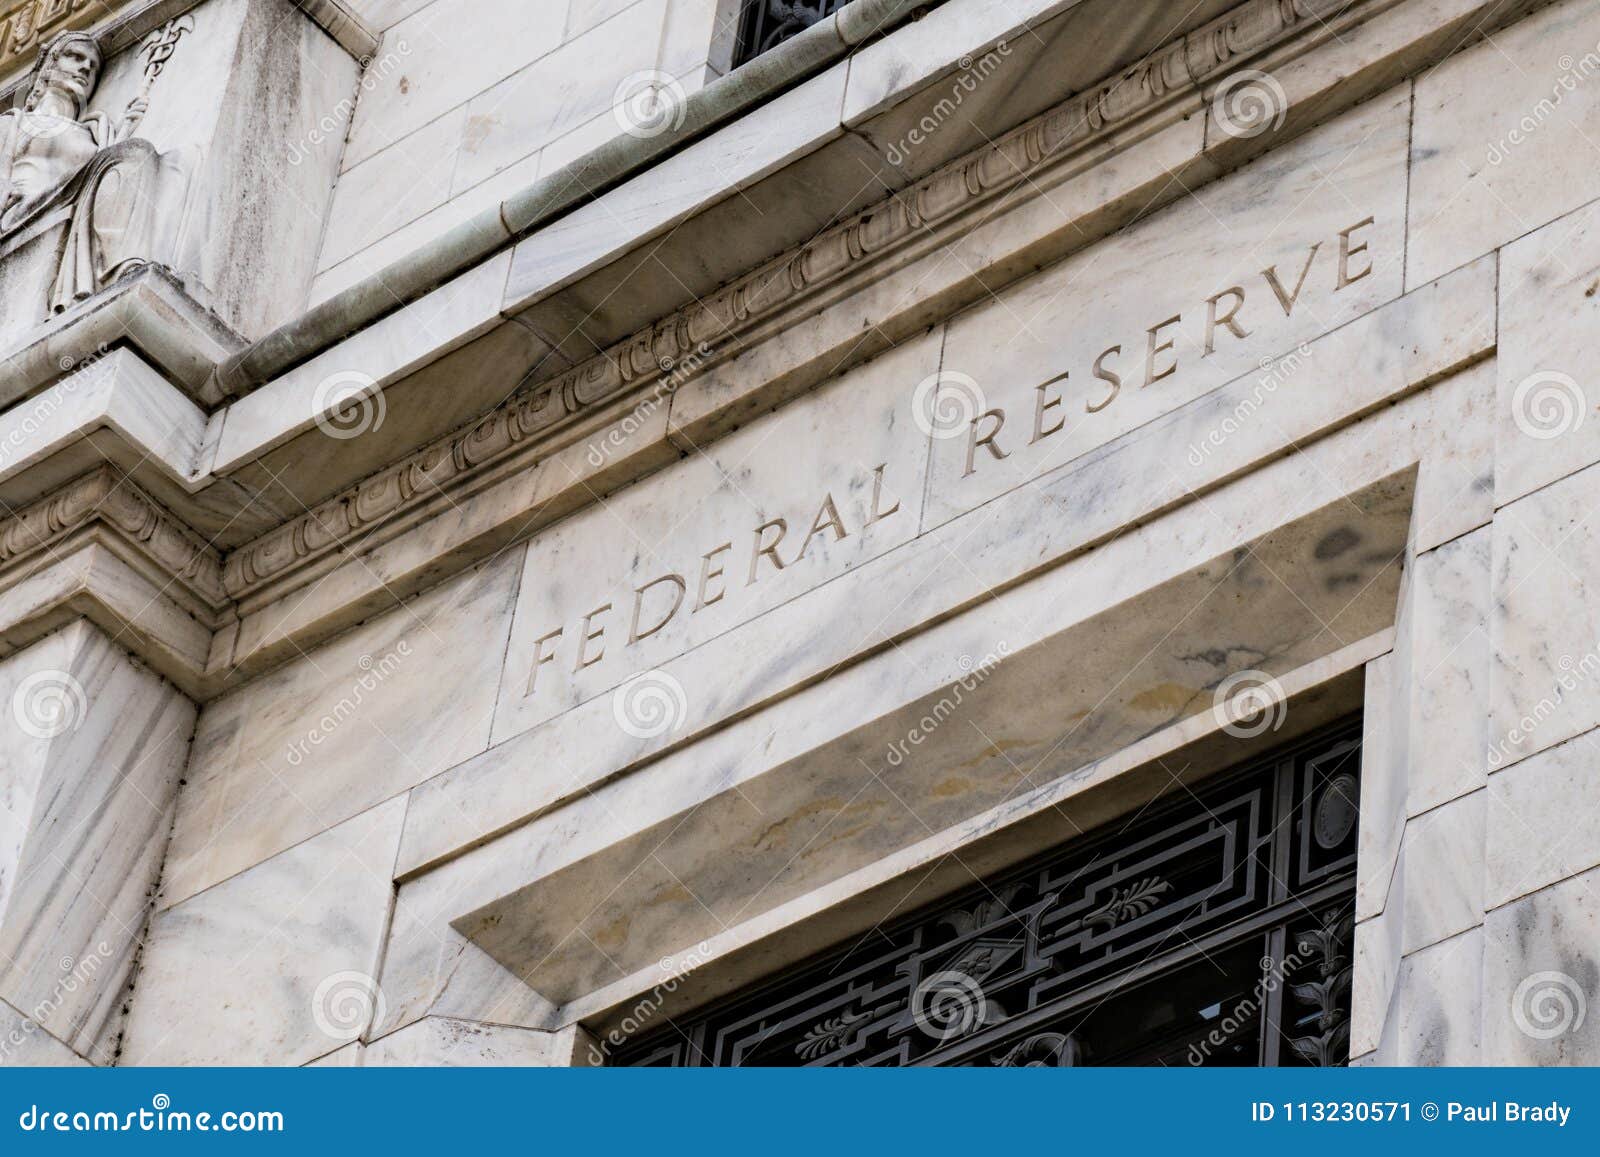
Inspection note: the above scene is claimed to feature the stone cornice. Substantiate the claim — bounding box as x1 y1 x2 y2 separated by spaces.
0 465 227 612
221 0 1375 600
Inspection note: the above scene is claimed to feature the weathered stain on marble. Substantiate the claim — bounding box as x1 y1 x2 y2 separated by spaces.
1482 864 1600 1064
1391 928 1483 1066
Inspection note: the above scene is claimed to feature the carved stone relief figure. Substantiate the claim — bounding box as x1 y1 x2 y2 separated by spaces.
0 31 179 314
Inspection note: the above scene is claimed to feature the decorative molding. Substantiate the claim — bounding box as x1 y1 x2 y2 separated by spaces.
0 0 96 69
221 0 1370 599
0 465 227 609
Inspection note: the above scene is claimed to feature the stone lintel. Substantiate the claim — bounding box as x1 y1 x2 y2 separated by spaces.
450 470 1414 1009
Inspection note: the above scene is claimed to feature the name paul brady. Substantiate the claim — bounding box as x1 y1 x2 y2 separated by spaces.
1448 1102 1571 1126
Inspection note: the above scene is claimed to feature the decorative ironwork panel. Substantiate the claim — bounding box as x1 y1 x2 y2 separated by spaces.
732 0 851 68
615 719 1361 1067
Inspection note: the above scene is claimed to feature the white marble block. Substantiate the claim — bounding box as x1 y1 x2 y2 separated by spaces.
0 621 194 1065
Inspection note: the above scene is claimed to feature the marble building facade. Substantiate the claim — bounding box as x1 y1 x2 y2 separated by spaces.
0 0 1595 1066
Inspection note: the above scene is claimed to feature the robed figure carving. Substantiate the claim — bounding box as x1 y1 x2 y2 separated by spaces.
0 32 179 315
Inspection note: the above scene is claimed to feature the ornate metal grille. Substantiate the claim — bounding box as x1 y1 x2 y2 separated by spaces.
732 0 852 68
614 719 1361 1066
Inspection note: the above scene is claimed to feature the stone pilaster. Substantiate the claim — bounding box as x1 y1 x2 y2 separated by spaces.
0 620 194 1065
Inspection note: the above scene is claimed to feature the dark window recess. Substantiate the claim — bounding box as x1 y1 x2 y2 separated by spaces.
733 0 852 68
614 719 1361 1067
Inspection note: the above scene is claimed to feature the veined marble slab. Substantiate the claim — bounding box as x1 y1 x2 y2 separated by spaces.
1408 0 1600 292
0 999 88 1068
492 333 938 744
1405 529 1492 816
120 796 406 1067
1390 928 1484 1065
371 867 557 1043
1357 650 1406 923
161 551 521 910
363 1017 588 1066
0 622 193 1064
1352 898 1403 1059
1486 728 1600 908
1495 196 1600 507
924 86 1411 528
1489 459 1600 771
1398 789 1485 955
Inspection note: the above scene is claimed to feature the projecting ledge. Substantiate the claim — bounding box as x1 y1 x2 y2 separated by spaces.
448 470 1415 1011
